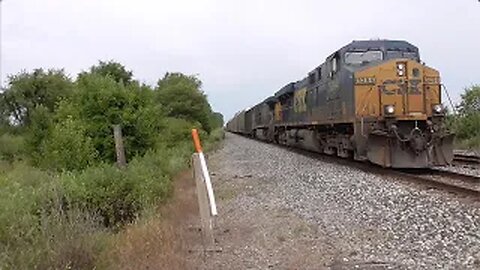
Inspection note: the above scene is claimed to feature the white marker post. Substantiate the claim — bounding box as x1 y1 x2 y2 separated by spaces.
191 129 217 216
191 129 218 251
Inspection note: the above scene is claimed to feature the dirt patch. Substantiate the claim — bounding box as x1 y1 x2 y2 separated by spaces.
201 174 340 270
101 170 204 270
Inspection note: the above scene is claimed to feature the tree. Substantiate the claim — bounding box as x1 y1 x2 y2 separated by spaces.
52 73 163 163
210 112 224 129
155 72 213 133
25 105 53 164
454 85 480 147
42 117 98 171
80 60 134 85
0 69 73 127
458 85 480 116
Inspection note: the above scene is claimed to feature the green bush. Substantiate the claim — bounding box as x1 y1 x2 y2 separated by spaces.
55 74 164 163
209 128 225 142
25 105 54 166
455 113 480 140
42 117 98 171
61 156 170 228
62 164 140 228
0 134 25 163
0 163 55 247
0 163 63 269
157 117 199 148
452 85 480 149
455 135 480 150
147 142 193 177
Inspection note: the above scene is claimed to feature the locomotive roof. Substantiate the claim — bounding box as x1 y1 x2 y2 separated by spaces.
341 40 419 53
274 82 296 98
273 40 420 99
263 96 277 104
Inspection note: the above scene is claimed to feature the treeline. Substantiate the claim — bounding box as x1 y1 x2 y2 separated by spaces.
0 61 224 269
0 61 223 168
449 85 480 149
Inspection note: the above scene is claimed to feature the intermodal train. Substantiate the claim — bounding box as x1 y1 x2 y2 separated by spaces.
226 40 454 168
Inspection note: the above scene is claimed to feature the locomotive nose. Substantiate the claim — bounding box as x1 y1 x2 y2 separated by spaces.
356 58 451 167
383 61 423 117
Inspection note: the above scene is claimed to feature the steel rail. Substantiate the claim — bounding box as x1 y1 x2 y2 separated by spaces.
229 133 480 199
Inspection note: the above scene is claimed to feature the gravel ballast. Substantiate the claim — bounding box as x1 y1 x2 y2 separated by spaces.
202 133 480 269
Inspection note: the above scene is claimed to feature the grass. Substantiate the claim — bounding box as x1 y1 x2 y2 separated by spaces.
98 169 204 269
98 216 188 270
0 163 107 269
204 128 225 152
454 136 480 151
0 134 25 163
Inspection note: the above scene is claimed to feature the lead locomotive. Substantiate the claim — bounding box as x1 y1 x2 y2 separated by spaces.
227 40 453 168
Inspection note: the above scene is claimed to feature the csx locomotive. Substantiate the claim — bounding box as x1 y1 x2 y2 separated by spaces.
226 40 454 168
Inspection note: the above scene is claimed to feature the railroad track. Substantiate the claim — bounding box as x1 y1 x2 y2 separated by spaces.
269 139 480 198
300 148 480 198
232 134 480 199
391 168 480 198
453 151 480 165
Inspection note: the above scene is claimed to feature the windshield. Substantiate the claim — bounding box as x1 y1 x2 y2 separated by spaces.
386 50 418 60
344 50 383 65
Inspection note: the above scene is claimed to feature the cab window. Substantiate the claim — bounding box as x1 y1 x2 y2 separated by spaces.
386 50 418 60
344 50 383 65
308 73 315 84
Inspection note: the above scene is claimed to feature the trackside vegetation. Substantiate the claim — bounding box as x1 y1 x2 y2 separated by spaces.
0 61 224 269
450 85 480 149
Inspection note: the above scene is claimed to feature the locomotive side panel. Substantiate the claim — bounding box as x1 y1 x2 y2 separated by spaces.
281 57 356 126
245 109 253 136
237 111 246 134
251 102 273 141
272 54 357 156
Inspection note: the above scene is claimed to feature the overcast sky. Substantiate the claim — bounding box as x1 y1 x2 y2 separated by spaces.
1 0 479 119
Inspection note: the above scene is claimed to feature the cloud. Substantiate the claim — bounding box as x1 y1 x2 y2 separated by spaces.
1 0 479 119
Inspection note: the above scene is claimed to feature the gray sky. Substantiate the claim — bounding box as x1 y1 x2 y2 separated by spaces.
1 0 479 120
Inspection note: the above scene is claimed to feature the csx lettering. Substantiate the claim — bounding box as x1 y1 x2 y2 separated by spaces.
379 80 422 95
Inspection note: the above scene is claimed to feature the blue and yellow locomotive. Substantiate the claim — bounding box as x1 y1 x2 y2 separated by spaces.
226 40 453 168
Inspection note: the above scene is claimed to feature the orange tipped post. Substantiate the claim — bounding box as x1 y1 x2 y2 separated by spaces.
191 129 218 216
192 129 203 153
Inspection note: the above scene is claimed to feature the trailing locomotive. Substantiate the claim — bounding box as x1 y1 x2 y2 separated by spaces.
226 40 454 168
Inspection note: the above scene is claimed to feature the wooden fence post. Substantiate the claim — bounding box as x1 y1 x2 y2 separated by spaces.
113 124 127 168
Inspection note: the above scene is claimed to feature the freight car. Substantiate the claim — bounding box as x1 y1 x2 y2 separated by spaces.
227 39 454 168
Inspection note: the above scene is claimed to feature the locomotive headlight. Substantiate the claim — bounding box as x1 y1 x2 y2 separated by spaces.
384 105 395 115
432 104 443 114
